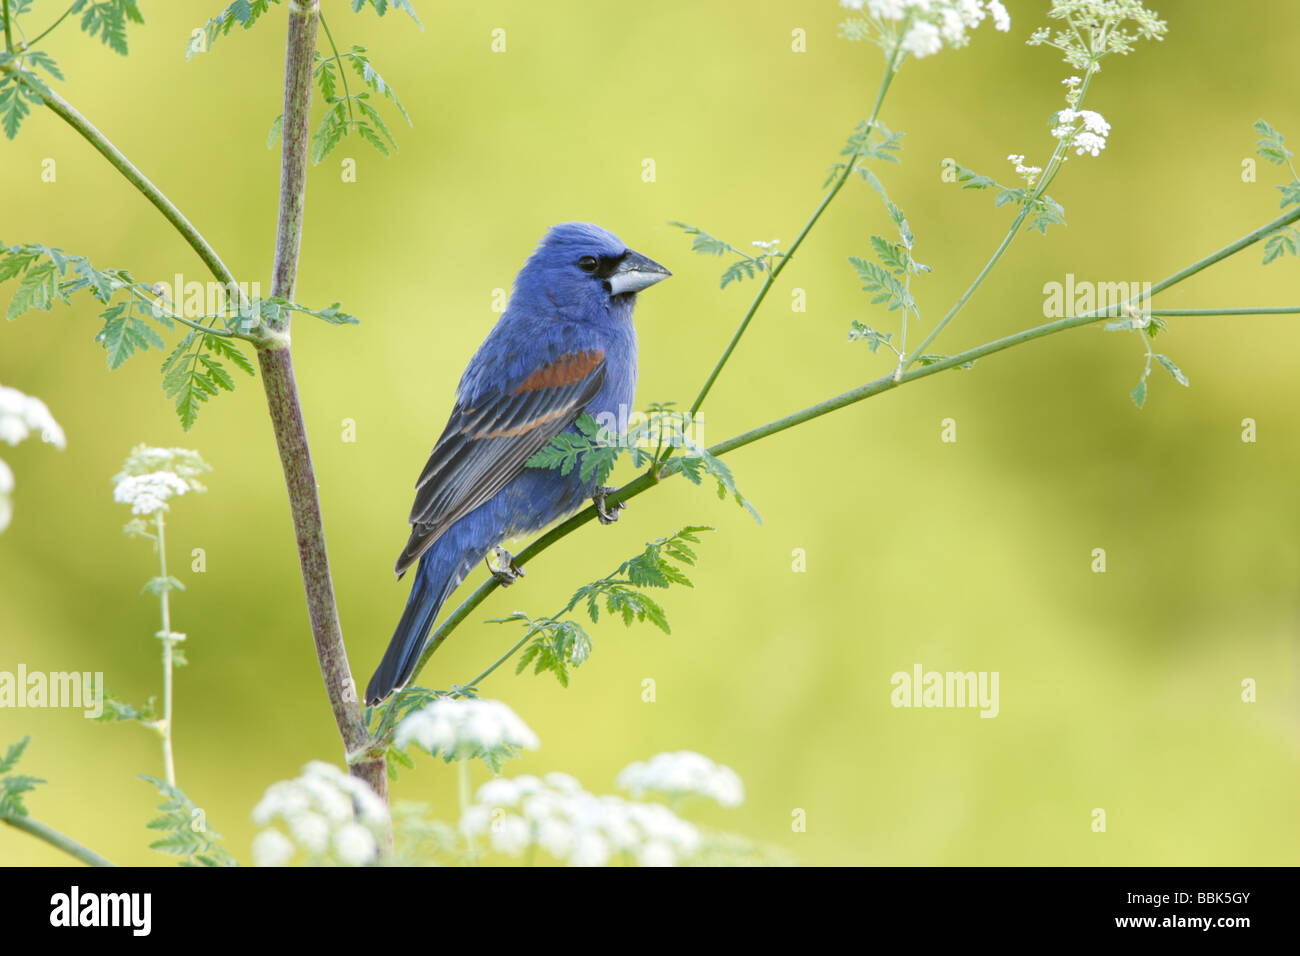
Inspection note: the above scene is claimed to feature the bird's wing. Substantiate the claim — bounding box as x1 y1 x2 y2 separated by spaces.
395 348 607 576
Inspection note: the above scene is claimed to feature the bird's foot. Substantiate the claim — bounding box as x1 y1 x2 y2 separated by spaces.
593 486 625 525
487 547 525 586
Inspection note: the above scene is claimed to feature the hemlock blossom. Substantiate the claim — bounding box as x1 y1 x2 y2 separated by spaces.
1052 108 1111 157
0 383 65 533
111 445 211 517
615 751 745 809
395 697 541 766
461 772 704 867
840 0 1011 59
251 761 389 867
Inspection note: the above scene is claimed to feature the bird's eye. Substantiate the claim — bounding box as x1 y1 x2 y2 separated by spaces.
577 256 598 273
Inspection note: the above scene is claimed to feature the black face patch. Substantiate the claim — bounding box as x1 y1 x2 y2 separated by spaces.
579 253 626 279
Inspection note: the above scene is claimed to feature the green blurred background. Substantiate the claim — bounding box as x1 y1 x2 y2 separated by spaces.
2 0 1297 866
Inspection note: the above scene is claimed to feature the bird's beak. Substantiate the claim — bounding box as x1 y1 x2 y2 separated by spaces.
608 250 671 295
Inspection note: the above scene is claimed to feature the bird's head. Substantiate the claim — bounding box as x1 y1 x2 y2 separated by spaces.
515 222 671 318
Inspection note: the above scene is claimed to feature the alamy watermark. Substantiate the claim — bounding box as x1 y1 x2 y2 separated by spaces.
0 665 104 718
890 664 999 718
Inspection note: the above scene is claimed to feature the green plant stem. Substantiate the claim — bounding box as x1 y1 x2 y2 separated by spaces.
154 511 176 788
904 71 1097 370
258 0 387 809
0 63 237 297
2 814 116 867
1151 307 1300 317
319 13 355 127
28 2 77 48
2 0 13 52
393 204 1300 698
686 43 906 419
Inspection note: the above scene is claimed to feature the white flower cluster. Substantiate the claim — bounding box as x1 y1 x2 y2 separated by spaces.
0 384 65 533
111 445 211 517
395 696 541 762
1006 154 1043 186
251 761 389 867
1051 107 1111 157
615 750 745 809
840 0 1010 59
462 772 702 867
0 384 66 449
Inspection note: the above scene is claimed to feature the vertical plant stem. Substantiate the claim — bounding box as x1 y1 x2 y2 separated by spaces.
259 0 387 806
2 0 14 53
154 511 176 787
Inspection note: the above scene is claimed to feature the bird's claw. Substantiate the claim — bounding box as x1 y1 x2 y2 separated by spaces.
487 546 525 586
593 486 625 525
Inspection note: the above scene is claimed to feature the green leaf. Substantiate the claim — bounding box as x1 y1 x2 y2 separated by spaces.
1153 353 1189 387
188 0 280 60
351 0 424 29
1254 119 1293 166
1130 377 1147 409
0 737 44 818
848 320 892 354
138 776 237 867
1262 228 1299 264
5 260 56 318
76 0 145 56
265 113 283 149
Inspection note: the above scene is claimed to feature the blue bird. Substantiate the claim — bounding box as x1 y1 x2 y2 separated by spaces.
365 223 671 704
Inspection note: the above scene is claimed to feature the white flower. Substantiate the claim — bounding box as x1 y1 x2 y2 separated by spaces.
0 385 64 534
0 385 65 449
616 751 746 809
251 761 388 866
569 831 612 868
1007 153 1043 186
638 841 676 867
288 812 330 854
987 0 1010 31
1051 107 1111 158
112 472 192 515
395 697 540 763
1072 132 1106 156
333 823 378 866
839 0 1010 57
901 21 943 58
251 829 295 867
476 777 520 808
1079 110 1110 135
460 768 705 867
488 815 531 856
111 445 211 517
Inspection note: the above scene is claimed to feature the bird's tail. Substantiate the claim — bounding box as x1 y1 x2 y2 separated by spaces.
365 534 489 705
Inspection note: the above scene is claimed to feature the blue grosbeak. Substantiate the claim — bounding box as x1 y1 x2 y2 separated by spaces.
365 223 670 704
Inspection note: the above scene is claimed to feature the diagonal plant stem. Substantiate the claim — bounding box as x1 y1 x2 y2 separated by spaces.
903 70 1097 371
2 814 116 867
27 3 78 49
686 43 908 419
384 204 1300 710
258 0 388 804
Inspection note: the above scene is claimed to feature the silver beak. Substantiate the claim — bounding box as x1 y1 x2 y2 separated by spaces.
608 250 671 296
